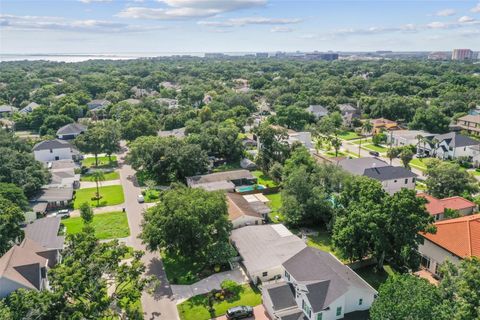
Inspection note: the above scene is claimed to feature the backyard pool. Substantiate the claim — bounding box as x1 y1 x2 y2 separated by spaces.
236 185 266 193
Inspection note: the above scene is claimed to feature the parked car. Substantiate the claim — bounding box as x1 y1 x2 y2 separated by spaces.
226 306 254 319
137 194 145 203
48 209 70 219
369 151 380 156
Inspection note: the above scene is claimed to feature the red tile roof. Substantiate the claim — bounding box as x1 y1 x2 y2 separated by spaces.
421 213 480 258
417 193 476 216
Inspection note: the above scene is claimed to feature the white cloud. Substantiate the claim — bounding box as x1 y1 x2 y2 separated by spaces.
458 16 475 23
434 9 456 17
270 26 292 33
0 14 164 33
118 0 266 20
471 2 480 13
427 21 449 29
79 0 112 3
198 17 302 27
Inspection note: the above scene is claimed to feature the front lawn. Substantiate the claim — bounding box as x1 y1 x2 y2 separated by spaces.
362 143 388 153
162 252 216 285
325 150 347 158
177 284 262 320
338 131 361 140
306 230 347 263
62 211 130 239
351 138 372 145
81 170 120 181
410 158 428 172
355 264 396 290
252 170 278 187
74 185 125 208
82 156 118 168
266 193 284 223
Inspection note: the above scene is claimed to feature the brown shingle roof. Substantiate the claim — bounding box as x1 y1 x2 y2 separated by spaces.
227 193 262 220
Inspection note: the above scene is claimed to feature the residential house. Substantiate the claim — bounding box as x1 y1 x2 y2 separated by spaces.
263 247 377 320
338 103 360 127
240 158 256 170
56 123 87 140
186 170 257 192
33 139 80 162
227 193 270 228
120 98 142 105
132 86 158 98
0 105 18 117
87 99 110 111
386 130 434 148
20 102 40 114
417 193 476 221
0 217 64 298
455 114 480 136
230 224 307 283
33 187 74 210
419 132 479 160
288 131 313 149
156 98 178 109
158 127 186 139
338 158 417 194
307 105 329 120
418 214 480 278
369 118 400 135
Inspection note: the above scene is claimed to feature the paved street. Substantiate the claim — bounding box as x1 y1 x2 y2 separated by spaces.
117 144 180 320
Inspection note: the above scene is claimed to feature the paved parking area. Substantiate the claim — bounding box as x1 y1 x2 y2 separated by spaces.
214 305 270 320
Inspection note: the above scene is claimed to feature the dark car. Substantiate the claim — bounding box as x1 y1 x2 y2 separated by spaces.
226 306 254 319
369 151 380 157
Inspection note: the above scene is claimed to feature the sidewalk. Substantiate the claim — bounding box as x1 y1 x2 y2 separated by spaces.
79 179 122 189
70 204 125 217
171 267 249 304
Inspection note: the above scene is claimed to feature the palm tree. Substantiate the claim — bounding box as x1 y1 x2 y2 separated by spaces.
359 120 373 157
91 171 105 206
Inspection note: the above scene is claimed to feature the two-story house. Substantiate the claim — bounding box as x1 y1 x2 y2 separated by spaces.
56 123 87 140
263 247 377 320
338 103 360 127
33 139 80 162
416 193 476 221
456 114 480 136
433 132 479 160
307 105 329 120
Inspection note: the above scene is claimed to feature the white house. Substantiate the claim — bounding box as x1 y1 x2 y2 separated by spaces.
33 139 80 162
387 130 434 148
307 105 329 119
417 132 479 160
263 247 377 320
418 214 479 278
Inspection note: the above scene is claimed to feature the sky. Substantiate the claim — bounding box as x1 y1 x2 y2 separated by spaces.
1 0 480 54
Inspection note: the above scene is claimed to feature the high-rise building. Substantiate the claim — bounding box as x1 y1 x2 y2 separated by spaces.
452 49 473 60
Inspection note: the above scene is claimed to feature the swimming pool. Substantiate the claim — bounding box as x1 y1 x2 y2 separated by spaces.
236 185 266 193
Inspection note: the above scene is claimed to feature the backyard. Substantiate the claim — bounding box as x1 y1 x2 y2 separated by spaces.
306 230 347 263
73 185 125 208
62 211 130 240
252 170 278 187
82 155 118 168
355 264 396 290
265 193 284 223
177 284 262 320
81 170 120 181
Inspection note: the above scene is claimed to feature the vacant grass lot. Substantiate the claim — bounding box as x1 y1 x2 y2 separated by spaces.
362 143 388 153
62 211 130 239
252 170 278 187
82 156 118 168
177 284 262 320
162 252 216 285
338 131 361 140
81 170 120 181
74 185 124 208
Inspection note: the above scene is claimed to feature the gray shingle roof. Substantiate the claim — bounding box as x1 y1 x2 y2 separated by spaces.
264 282 297 311
338 104 357 112
0 105 18 113
338 157 389 176
33 139 77 151
435 132 479 148
307 105 329 117
187 170 254 186
56 123 86 135
35 187 74 203
24 217 65 250
364 166 417 181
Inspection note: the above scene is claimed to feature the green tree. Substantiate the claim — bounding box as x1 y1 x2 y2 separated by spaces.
0 197 25 255
399 147 414 168
410 106 450 134
140 187 233 263
425 159 479 198
0 182 29 210
39 114 74 136
370 275 445 320
386 147 401 165
75 125 106 167
90 171 105 206
254 123 290 172
79 202 94 224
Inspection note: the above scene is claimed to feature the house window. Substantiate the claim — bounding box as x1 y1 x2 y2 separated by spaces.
359 298 363 305
49 149 53 153
420 255 430 269
285 271 290 281
262 271 268 277
317 313 323 320
336 307 342 316
302 300 311 318
394 179 397 183
404 178 408 184
412 178 416 183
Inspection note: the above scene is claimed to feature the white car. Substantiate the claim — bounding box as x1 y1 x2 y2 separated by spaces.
137 194 145 203
48 209 70 219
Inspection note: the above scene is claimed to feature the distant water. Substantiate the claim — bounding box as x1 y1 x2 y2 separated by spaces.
0 52 254 62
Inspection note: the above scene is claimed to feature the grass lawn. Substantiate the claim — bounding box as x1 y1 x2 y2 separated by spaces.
338 131 361 140
325 150 347 158
177 284 262 320
62 211 130 239
144 189 161 203
80 170 120 181
415 182 427 191
266 193 284 223
355 264 396 290
362 143 388 153
410 158 428 172
351 138 372 145
162 252 214 285
306 230 347 263
74 185 125 208
468 169 480 176
252 170 278 187
82 156 118 168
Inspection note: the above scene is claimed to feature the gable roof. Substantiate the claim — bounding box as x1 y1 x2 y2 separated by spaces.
20 102 40 113
338 103 357 112
421 213 480 258
227 192 263 221
338 157 389 176
263 282 298 311
363 166 417 181
417 193 476 216
457 114 480 124
24 217 65 250
283 247 376 312
56 123 86 135
0 105 18 113
33 139 77 151
307 105 329 117
434 132 479 148
187 170 254 186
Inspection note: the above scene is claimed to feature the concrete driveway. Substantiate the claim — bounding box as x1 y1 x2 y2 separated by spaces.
172 267 249 303
214 305 271 320
117 143 179 320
